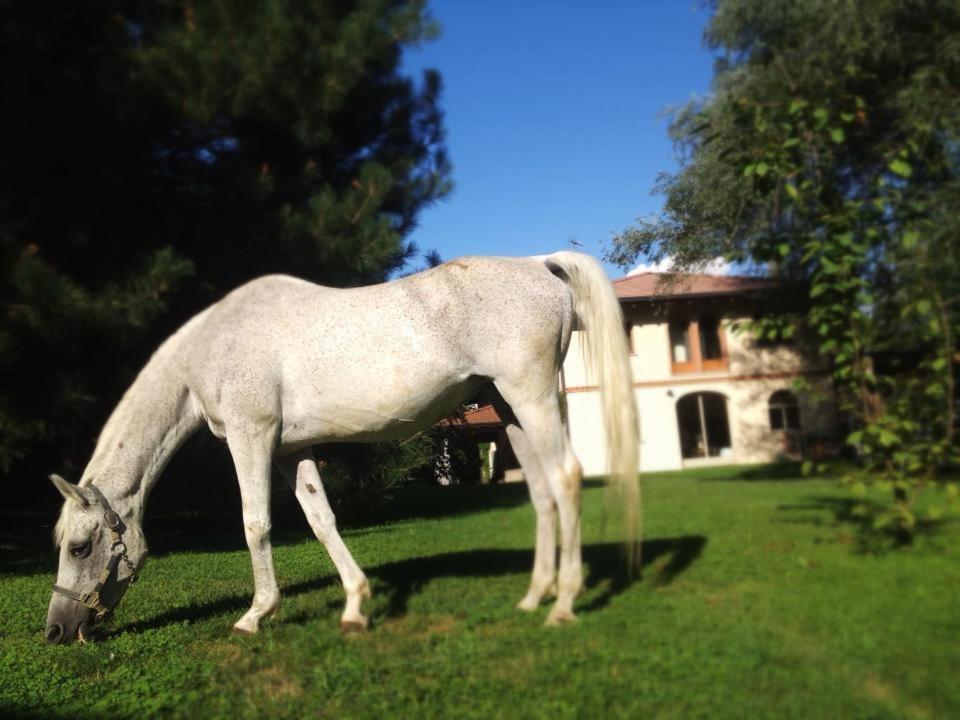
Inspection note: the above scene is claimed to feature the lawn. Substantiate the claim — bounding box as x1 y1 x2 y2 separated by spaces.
1 466 958 719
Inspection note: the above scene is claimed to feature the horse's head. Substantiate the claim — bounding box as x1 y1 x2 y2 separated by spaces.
45 474 146 644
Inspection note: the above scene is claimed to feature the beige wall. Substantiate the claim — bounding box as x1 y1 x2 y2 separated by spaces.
562 307 837 474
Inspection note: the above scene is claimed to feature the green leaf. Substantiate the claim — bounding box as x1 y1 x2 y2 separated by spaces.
916 299 931 315
901 230 919 249
788 99 808 114
830 127 845 143
782 137 801 148
801 460 813 476
813 107 828 122
878 429 900 447
785 183 799 200
778 243 791 257
755 161 769 177
743 164 756 177
888 159 913 177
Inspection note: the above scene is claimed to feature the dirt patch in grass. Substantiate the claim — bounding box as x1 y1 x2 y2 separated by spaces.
248 665 304 701
210 641 248 667
862 675 931 720
207 640 304 703
370 612 461 646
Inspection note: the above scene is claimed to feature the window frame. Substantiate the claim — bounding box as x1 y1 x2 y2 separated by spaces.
668 315 729 375
768 390 802 432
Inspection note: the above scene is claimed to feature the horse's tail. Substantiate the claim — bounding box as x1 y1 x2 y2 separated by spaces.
542 251 642 573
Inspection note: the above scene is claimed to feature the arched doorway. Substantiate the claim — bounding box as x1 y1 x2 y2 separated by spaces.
676 392 732 459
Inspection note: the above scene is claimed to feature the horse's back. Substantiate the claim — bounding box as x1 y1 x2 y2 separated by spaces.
396 256 575 372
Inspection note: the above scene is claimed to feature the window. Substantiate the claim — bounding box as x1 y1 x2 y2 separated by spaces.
668 316 728 374
676 392 732 459
768 390 801 431
699 316 723 360
625 322 634 354
669 320 693 369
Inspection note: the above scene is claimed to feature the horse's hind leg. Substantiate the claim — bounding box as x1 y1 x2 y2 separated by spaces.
276 449 371 633
491 397 558 610
495 382 583 625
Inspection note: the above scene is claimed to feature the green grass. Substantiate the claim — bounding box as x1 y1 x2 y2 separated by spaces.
2 466 958 719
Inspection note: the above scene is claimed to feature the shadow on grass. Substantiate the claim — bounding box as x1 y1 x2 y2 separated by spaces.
676 462 808 482
110 535 706 638
778 495 955 550
371 535 707 618
728 462 805 481
658 460 861 483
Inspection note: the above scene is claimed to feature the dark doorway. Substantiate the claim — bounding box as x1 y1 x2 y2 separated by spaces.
676 392 732 459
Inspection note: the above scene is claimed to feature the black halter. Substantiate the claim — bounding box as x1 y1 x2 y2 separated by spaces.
52 485 138 619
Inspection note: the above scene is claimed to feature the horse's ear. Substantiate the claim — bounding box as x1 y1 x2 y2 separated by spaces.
49 474 89 507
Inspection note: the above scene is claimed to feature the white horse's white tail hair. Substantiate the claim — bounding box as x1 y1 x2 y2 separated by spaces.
543 251 642 573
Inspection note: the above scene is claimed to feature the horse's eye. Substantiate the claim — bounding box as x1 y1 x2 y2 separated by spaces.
69 542 91 559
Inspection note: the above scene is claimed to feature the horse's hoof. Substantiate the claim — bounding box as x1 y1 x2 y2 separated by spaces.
545 609 577 626
340 619 368 635
232 622 258 636
516 595 540 612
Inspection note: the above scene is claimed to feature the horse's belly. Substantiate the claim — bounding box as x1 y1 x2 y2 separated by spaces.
279 406 425 446
277 374 483 449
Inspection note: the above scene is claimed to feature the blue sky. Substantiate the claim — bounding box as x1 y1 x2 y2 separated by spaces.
401 2 716 278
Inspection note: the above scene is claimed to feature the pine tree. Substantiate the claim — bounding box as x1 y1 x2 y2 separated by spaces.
0 0 451 490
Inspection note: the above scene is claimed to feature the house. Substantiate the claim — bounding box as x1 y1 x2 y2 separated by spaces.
562 271 839 474
442 270 839 481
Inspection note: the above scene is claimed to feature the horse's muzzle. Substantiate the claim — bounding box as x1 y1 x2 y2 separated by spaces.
44 617 99 645
45 594 99 645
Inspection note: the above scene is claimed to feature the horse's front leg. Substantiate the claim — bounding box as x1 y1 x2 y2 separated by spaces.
227 428 281 635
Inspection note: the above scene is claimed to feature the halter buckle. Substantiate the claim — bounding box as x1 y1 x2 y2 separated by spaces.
103 511 121 529
79 591 101 610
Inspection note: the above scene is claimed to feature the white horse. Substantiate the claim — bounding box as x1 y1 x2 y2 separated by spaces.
46 252 639 644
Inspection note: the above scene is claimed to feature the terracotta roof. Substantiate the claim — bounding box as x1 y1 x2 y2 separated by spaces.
439 404 502 428
612 272 776 301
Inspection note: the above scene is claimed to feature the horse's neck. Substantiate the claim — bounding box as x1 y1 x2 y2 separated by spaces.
80 346 201 518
